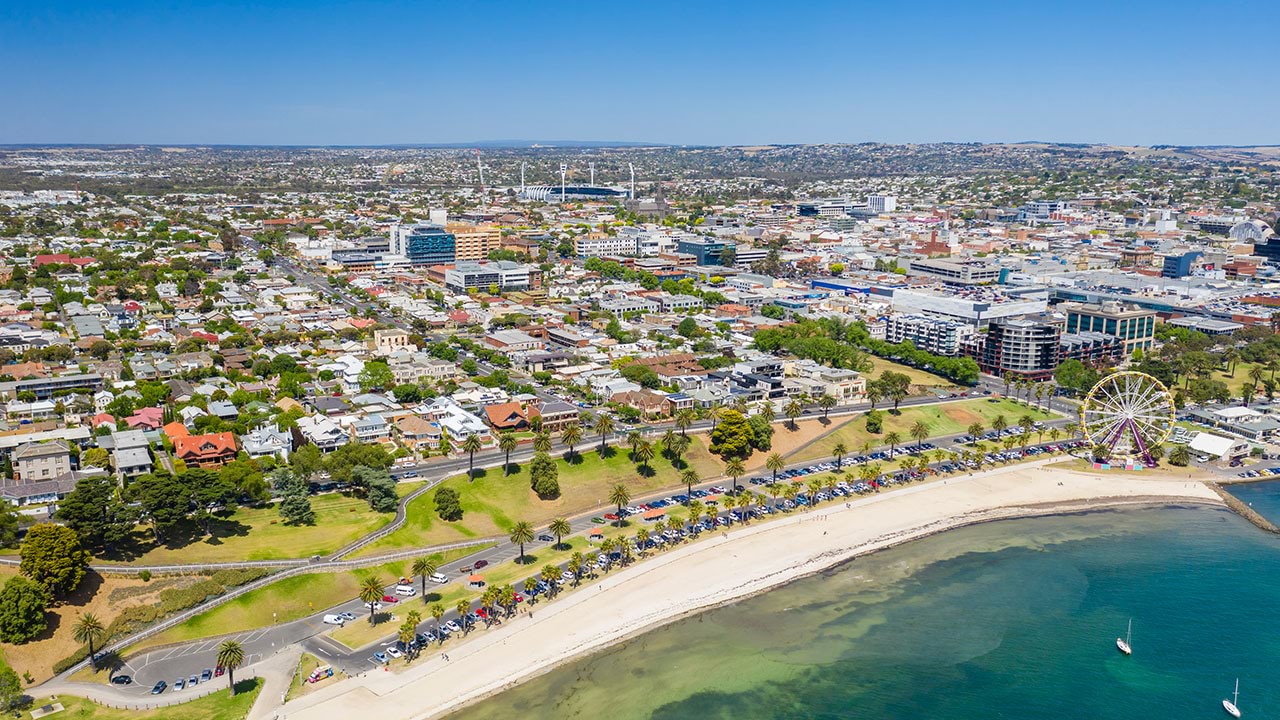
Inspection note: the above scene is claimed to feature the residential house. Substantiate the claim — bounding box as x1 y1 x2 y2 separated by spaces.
394 414 442 453
484 401 529 431
12 441 72 484
241 424 292 461
173 431 238 468
534 401 580 433
349 414 391 444
108 429 153 480
125 407 165 431
612 389 670 418
294 415 348 453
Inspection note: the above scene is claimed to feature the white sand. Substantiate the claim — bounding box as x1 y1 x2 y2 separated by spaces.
281 460 1220 720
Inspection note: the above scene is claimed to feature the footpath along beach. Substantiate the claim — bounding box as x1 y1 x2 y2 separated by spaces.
279 459 1221 720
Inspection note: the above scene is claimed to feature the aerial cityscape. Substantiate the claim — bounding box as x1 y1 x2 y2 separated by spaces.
2 2 1280 719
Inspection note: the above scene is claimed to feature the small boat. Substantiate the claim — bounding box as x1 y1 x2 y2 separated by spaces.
1116 618 1132 656
1223 678 1241 718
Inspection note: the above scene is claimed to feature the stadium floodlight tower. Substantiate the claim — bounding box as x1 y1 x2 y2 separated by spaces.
628 163 635 199
520 161 526 193
589 162 595 186
559 163 567 203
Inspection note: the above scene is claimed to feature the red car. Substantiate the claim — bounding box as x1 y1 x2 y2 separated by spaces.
475 607 488 618
604 513 619 521
513 593 525 603
381 595 400 604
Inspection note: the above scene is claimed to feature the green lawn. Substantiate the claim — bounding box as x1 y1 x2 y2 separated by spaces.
55 678 261 720
867 357 954 388
1211 361 1274 397
352 439 724 557
130 544 486 653
786 398 1055 464
106 484 422 565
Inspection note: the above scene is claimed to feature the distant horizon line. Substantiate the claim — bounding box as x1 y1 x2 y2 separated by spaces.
2 140 1279 151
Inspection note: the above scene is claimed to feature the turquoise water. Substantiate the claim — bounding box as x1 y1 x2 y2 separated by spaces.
1226 480 1280 525
449 506 1280 720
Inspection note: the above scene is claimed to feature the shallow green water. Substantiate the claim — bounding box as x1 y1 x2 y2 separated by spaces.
448 506 1280 719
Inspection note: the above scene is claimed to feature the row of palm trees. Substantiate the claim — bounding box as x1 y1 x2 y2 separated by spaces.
75 612 245 696
1002 375 1056 412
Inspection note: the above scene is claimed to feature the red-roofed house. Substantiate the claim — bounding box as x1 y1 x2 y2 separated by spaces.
125 407 165 431
162 421 190 439
191 331 219 344
483 401 529 431
34 254 97 268
173 432 238 468
90 413 115 428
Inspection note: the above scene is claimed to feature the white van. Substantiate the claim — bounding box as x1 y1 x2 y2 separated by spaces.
429 572 448 584
394 584 416 596
322 614 345 626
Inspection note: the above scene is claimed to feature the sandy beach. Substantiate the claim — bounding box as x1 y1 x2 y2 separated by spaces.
279 460 1221 720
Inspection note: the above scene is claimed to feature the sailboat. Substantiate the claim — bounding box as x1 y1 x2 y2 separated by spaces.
1223 678 1241 718
1116 619 1132 655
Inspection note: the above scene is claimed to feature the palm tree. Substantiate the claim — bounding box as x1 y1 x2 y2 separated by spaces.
784 398 803 429
737 492 754 522
661 428 678 458
608 482 631 525
635 528 650 556
626 430 643 458
1169 443 1191 466
461 434 483 481
569 552 585 585
532 431 552 454
884 431 902 458
540 564 560 592
1064 422 1079 441
1018 414 1036 434
561 423 582 459
1249 364 1265 389
680 468 699 501
830 441 847 469
633 439 655 472
397 622 416 660
456 599 472 632
806 478 823 506
73 613 106 670
757 401 776 424
688 500 705 529
594 413 614 454
498 431 518 475
766 482 782 510
708 405 723 431
523 576 538 598
509 520 535 563
910 420 930 449
360 576 384 624
217 640 245 696
548 517 571 549
674 408 695 436
668 433 691 466
430 603 445 643
818 393 837 421
866 383 882 409
967 422 984 439
783 483 801 507
412 556 437 597
725 457 746 493
1002 373 1012 395
765 452 785 482
1049 427 1062 444
991 415 1008 435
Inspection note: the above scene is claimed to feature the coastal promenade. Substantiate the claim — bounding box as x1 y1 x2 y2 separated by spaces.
278 459 1221 720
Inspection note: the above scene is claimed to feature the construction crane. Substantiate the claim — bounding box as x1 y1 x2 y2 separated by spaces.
474 149 486 211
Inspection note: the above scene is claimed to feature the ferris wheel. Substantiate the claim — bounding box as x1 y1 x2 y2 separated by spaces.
1081 371 1175 463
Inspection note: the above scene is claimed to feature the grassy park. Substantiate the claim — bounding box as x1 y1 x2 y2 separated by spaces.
54 679 262 720
128 544 487 654
353 438 723 557
97 483 424 565
786 398 1055 464
866 357 955 388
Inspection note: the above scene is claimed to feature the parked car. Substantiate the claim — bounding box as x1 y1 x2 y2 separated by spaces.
111 675 132 686
201 668 212 683
151 681 167 694
429 572 448 584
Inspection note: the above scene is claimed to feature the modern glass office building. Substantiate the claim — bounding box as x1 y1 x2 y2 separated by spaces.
391 224 456 266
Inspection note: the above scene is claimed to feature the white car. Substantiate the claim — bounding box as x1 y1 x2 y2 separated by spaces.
365 601 383 612
385 646 403 659
394 584 416 596
429 573 448 584
322 614 345 625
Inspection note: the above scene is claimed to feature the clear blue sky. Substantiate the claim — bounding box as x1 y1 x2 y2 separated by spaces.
2 0 1276 146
